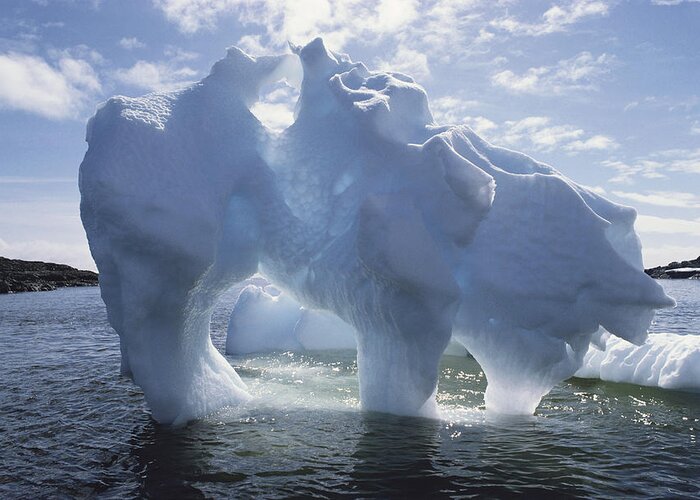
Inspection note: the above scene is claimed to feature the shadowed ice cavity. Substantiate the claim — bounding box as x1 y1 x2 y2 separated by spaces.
79 36 674 424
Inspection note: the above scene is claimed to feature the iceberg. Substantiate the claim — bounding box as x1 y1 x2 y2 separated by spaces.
79 38 674 424
226 283 356 354
576 332 700 392
225 281 470 356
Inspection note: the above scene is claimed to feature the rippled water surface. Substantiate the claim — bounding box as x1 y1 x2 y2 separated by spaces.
1 281 699 498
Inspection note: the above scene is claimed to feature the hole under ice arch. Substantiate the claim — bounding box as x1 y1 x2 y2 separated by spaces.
211 281 496 430
224 279 472 357
249 80 300 134
212 279 472 417
221 279 483 417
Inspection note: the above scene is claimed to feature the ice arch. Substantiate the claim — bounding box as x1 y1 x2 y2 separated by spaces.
80 38 674 424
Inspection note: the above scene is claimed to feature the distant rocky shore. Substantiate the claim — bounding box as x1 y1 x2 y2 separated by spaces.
0 257 98 294
645 256 700 280
0 252 696 293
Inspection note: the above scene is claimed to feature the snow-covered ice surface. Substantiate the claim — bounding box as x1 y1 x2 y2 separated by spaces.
576 332 700 392
79 38 674 424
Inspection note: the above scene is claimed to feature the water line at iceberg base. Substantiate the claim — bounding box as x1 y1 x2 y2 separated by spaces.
79 37 676 425
224 281 700 421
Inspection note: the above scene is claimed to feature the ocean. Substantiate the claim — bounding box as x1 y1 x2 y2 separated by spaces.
1 280 698 498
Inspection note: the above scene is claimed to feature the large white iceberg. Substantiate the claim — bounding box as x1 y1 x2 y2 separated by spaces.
79 38 674 424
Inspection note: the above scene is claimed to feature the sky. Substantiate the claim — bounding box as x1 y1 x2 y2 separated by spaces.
0 0 699 271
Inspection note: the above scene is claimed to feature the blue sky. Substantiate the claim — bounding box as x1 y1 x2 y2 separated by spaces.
1 0 698 270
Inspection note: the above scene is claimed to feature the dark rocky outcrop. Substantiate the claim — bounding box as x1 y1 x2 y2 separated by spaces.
0 257 98 293
645 255 700 280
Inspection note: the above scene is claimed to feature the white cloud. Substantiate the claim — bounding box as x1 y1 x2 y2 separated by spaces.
48 45 105 66
623 94 699 113
636 214 700 236
429 108 618 155
563 134 618 152
151 0 242 33
691 121 700 135
367 0 420 34
394 1 486 64
501 116 583 150
0 51 101 119
163 46 198 62
119 37 145 50
249 83 298 133
236 34 269 55
113 56 198 92
430 96 481 124
152 0 420 50
474 27 495 45
652 148 700 174
151 0 495 69
651 0 700 5
602 147 700 183
464 116 499 137
376 46 430 80
58 58 101 91
612 190 700 208
491 116 617 153
492 52 614 95
600 159 665 183
430 97 500 136
264 0 420 49
491 0 609 37
623 101 638 112
427 107 618 155
491 68 545 93
434 113 499 137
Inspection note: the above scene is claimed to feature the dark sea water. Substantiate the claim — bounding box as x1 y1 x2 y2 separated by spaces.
1 280 698 498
